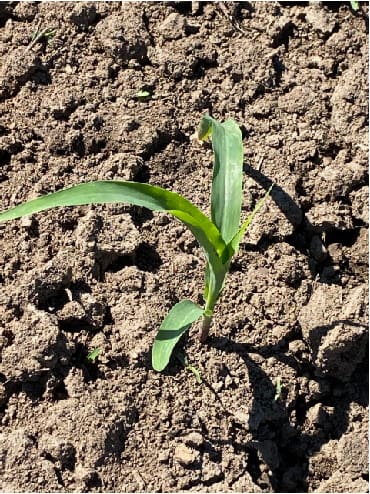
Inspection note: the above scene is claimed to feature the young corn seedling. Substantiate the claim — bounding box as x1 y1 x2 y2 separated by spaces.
0 115 271 372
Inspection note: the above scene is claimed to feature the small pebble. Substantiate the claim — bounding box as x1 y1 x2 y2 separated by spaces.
20 216 33 228
234 411 249 425
224 375 233 388
213 381 224 392
288 340 306 354
159 13 186 40
184 432 203 449
158 450 170 463
174 444 198 466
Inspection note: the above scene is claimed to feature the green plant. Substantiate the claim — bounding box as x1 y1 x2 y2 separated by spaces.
135 89 152 101
86 347 102 363
175 351 202 384
27 26 57 51
274 377 282 401
0 115 271 372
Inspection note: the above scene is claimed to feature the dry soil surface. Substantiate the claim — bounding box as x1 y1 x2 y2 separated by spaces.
0 2 368 493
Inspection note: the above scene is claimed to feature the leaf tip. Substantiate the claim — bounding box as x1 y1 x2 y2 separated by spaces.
198 114 213 141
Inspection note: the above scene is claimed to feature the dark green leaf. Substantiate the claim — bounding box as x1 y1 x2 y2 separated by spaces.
152 300 204 371
198 115 243 244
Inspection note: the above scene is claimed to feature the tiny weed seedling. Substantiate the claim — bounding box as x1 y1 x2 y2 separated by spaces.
0 115 271 372
135 89 152 101
274 377 282 401
87 347 102 363
175 351 202 384
27 25 57 51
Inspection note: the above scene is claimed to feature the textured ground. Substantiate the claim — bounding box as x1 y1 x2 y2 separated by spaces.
0 2 368 492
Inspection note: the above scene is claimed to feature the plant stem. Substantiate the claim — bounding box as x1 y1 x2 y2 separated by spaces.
200 265 228 342
199 313 212 342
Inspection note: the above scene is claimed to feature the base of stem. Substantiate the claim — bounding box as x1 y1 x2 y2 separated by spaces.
199 314 212 343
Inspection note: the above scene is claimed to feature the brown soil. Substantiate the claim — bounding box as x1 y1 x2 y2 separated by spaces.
0 2 368 492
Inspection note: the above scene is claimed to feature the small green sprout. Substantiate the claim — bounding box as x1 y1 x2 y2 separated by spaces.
274 377 282 401
87 347 101 363
186 362 202 384
28 26 57 50
0 115 271 372
135 89 152 101
175 351 202 384
350 1 359 10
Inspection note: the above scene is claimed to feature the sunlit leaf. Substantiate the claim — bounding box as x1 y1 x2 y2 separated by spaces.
199 115 243 245
0 180 226 276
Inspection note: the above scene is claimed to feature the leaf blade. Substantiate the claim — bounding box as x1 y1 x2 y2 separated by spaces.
199 115 243 244
152 300 204 371
222 185 273 262
0 180 226 271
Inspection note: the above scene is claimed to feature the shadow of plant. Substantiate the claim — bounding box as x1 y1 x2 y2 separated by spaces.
206 327 368 492
243 163 364 286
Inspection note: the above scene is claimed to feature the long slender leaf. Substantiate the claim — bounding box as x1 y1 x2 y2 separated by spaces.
152 300 204 371
198 115 243 244
0 114 271 372
222 185 273 263
0 180 226 273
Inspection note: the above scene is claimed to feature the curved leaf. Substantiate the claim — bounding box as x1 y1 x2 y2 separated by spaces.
0 180 226 272
152 300 204 371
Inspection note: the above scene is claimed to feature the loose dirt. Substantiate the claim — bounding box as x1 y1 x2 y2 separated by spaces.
0 2 368 492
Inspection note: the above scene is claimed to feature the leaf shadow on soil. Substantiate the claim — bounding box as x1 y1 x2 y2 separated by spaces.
243 163 302 231
206 323 368 492
243 163 353 285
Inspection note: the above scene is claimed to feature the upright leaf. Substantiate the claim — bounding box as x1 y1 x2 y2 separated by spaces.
152 300 204 371
198 115 243 244
222 185 273 263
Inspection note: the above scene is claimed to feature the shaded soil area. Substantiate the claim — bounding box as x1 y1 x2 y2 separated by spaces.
0 2 368 492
